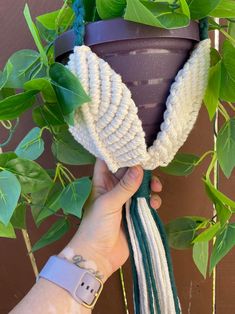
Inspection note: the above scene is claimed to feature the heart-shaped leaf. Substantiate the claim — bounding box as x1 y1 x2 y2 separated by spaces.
0 171 21 225
15 127 45 161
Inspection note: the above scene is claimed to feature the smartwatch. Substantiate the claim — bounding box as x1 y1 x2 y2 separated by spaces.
38 255 103 309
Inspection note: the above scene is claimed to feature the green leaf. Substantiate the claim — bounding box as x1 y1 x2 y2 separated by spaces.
10 203 26 230
210 48 221 66
36 184 63 225
0 61 13 89
36 7 74 39
0 222 16 239
51 130 95 165
204 61 221 120
217 118 235 178
15 127 44 161
83 0 97 21
96 0 126 19
31 186 53 224
160 153 199 176
125 0 190 29
188 0 222 20
3 50 45 89
193 222 221 243
32 218 70 252
193 241 209 278
60 177 92 218
228 21 235 41
49 63 91 119
6 158 52 194
210 223 235 272
0 152 17 167
210 0 235 18
0 171 21 226
216 202 232 227
165 217 198 249
33 103 65 128
220 40 235 102
23 4 48 66
204 177 235 209
24 78 56 103
0 90 38 120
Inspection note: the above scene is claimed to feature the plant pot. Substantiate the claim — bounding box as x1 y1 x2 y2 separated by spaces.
55 18 199 147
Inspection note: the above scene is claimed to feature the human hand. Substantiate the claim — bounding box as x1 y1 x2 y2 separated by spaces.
60 158 162 282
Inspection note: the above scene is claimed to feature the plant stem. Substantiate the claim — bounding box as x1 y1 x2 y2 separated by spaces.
227 102 235 112
21 229 39 278
218 102 230 121
206 153 217 180
220 28 235 45
119 267 129 314
195 150 214 166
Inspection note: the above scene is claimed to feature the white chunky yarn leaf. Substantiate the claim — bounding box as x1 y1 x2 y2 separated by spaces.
68 39 211 173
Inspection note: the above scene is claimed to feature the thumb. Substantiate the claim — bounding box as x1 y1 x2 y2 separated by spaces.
103 166 144 208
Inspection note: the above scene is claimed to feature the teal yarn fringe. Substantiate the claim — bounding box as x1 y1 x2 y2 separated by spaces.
125 169 181 313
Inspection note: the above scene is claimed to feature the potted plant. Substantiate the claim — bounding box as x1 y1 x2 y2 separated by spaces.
0 0 235 311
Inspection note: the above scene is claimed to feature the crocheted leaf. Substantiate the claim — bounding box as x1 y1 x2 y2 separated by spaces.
193 241 209 279
209 223 235 273
217 118 235 178
0 171 21 226
50 62 91 116
32 218 70 252
160 153 199 176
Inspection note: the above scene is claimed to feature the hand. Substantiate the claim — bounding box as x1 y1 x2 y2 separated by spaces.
60 159 162 282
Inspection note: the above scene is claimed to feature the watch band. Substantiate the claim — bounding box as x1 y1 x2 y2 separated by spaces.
38 255 103 309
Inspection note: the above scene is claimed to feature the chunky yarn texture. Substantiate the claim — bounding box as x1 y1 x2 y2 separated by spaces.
68 39 211 173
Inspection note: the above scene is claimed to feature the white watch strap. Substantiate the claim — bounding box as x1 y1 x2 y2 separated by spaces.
38 256 103 309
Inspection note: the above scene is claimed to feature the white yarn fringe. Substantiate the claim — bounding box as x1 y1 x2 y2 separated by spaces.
126 198 178 314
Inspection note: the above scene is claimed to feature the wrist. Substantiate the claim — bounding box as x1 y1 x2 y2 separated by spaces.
59 242 113 283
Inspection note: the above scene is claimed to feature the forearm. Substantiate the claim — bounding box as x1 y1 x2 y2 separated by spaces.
10 277 91 314
10 236 111 314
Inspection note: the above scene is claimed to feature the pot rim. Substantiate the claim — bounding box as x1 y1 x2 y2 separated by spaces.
54 18 199 60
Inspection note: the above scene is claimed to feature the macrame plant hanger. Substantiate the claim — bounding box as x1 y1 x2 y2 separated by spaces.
71 1 209 313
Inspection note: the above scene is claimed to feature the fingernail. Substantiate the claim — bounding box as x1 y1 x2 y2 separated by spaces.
128 166 140 179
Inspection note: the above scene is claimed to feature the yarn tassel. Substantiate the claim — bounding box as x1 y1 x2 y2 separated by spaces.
123 170 181 314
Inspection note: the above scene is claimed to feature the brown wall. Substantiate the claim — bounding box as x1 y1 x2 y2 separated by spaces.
0 1 234 313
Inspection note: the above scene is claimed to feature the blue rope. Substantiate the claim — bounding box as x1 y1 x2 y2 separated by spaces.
72 0 85 46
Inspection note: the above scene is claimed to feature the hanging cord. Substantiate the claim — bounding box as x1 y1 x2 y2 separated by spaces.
72 0 85 46
199 17 209 40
